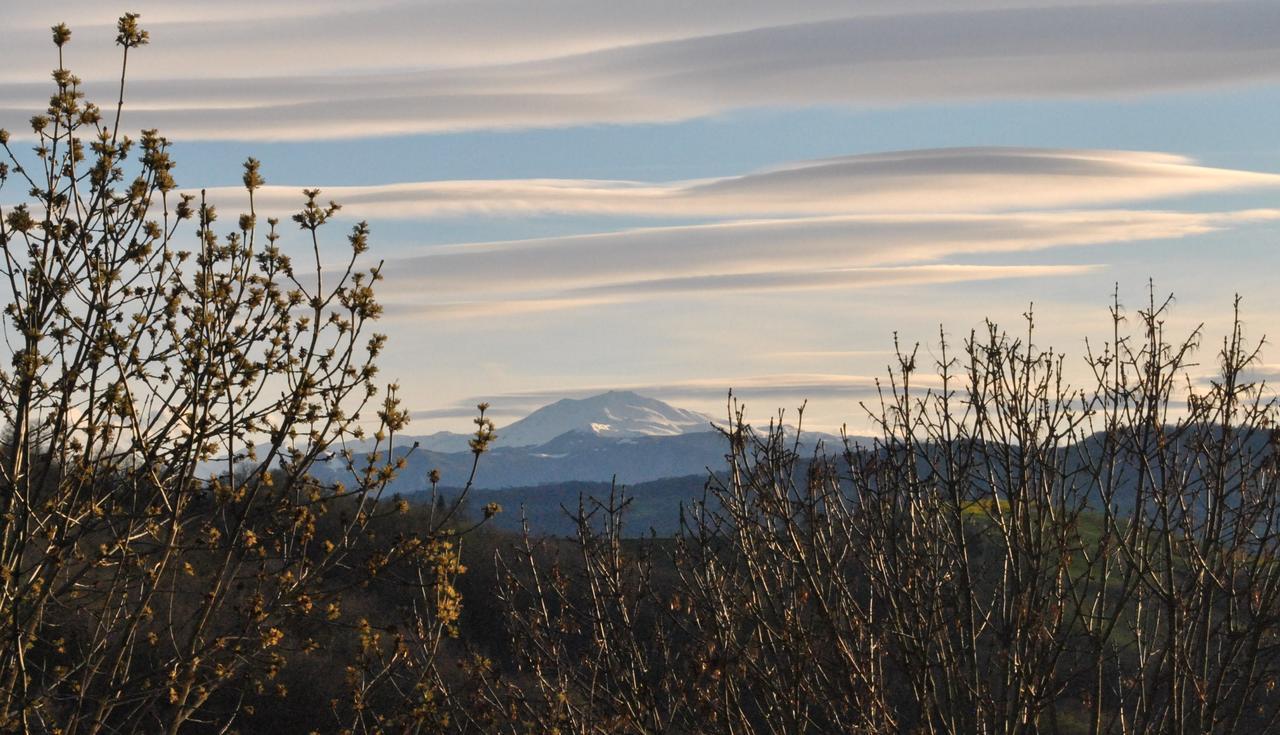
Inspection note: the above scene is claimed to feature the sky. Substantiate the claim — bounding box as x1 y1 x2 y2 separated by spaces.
4 1 1280 433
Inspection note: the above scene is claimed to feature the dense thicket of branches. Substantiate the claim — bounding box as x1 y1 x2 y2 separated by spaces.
479 296 1280 735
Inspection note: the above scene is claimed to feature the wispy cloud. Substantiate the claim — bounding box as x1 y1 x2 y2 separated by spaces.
369 208 1276 314
759 350 897 359
561 264 1104 298
206 149 1280 220
381 265 1101 319
5 2 1279 139
18 146 1268 318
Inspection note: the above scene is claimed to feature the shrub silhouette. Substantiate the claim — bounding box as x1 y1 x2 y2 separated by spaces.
0 17 497 733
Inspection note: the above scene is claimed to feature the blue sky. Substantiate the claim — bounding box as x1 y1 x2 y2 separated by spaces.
4 1 1280 431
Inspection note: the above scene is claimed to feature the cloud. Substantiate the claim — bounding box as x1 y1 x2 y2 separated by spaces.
1210 363 1280 386
760 350 896 357
380 264 1100 319
0 0 865 78
178 148 1280 316
2 1 1209 78
381 297 612 320
562 264 1103 297
4 2 1280 139
203 148 1280 220
367 208 1277 314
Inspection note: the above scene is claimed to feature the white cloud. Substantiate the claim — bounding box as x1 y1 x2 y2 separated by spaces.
381 264 1101 319
563 264 1104 297
3 1 1279 139
180 149 1280 317
1 1 1194 78
758 350 898 359
371 209 1276 312
380 297 613 320
208 148 1280 220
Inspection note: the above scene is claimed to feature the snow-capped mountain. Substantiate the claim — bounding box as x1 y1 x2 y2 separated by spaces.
494 390 714 447
301 391 851 491
308 391 717 454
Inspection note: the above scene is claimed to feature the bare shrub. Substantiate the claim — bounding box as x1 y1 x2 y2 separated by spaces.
489 292 1280 734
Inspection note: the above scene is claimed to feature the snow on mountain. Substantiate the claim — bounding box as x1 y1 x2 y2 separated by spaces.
494 390 714 447
411 430 474 454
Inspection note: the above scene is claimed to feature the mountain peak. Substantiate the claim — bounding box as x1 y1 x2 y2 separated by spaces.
495 391 713 448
